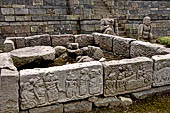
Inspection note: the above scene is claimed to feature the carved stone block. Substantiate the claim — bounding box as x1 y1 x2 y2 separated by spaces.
16 37 26 49
103 57 153 97
29 104 63 113
51 34 74 47
130 41 166 58
93 33 113 51
0 53 17 71
25 34 51 47
88 46 104 60
152 54 170 86
20 61 103 110
4 39 15 52
75 34 94 47
0 69 19 113
64 101 92 113
112 36 135 58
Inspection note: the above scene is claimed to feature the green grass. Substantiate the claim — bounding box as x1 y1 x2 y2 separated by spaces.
158 36 170 47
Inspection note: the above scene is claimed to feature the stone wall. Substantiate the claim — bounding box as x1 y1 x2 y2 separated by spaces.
114 0 170 39
1 0 170 50
0 0 96 50
1 33 170 113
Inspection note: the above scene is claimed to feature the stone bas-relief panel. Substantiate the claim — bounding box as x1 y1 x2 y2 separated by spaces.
152 54 170 87
103 57 153 97
20 61 103 110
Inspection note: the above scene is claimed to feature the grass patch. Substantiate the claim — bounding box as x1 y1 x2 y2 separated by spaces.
158 36 170 47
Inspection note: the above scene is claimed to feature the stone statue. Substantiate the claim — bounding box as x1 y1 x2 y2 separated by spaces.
100 18 119 35
43 73 59 103
79 68 90 95
33 77 46 106
21 82 37 109
138 16 153 42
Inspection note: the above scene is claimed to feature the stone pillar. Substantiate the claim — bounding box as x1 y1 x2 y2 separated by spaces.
0 69 19 113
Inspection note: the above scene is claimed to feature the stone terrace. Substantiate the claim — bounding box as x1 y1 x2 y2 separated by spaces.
1 33 170 113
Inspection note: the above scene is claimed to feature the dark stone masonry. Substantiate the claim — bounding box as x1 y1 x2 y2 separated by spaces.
1 0 170 50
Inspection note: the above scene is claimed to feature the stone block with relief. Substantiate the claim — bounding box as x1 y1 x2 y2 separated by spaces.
103 57 153 97
20 61 103 110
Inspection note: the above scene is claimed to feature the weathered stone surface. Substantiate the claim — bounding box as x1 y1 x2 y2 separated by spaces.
29 104 63 113
10 46 55 67
130 41 166 58
19 111 29 113
0 53 17 70
88 46 104 60
16 37 25 49
64 101 92 113
152 54 170 86
4 39 15 52
67 43 79 50
119 96 132 106
25 34 51 47
51 34 74 47
80 47 89 55
103 57 153 97
88 96 99 103
93 33 113 51
67 49 83 56
0 69 19 113
76 56 95 63
132 85 170 99
75 34 94 47
20 61 103 110
112 36 135 58
54 46 67 57
94 97 121 107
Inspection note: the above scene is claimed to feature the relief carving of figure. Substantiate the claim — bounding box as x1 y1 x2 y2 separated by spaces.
32 77 46 106
101 18 119 35
138 16 153 42
43 73 59 103
89 69 102 95
21 82 37 109
79 68 90 96
66 72 78 98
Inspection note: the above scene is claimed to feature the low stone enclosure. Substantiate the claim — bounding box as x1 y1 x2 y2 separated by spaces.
1 33 170 113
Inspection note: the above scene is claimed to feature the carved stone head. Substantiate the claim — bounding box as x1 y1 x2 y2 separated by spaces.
143 16 151 26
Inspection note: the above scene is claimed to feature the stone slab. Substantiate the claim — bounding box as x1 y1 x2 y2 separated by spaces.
75 34 94 47
25 34 51 47
0 53 17 71
132 85 170 99
103 57 153 97
130 41 166 58
0 69 19 113
94 97 121 107
152 54 170 86
64 101 92 113
20 61 103 110
10 46 55 67
93 33 113 52
29 104 63 113
51 34 74 47
112 36 135 58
